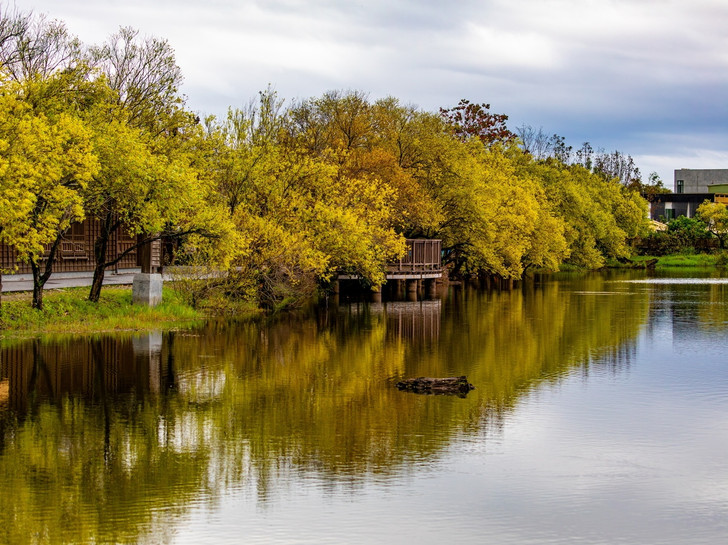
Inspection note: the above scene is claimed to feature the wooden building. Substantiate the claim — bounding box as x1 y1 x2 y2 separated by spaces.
0 218 149 274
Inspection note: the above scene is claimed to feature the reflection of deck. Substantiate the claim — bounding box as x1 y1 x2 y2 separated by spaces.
342 300 442 341
338 239 443 281
385 301 441 342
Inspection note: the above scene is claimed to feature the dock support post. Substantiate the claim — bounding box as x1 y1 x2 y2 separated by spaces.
395 279 405 299
425 278 437 299
406 279 419 302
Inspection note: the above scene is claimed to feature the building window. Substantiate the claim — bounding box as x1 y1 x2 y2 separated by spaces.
677 180 684 193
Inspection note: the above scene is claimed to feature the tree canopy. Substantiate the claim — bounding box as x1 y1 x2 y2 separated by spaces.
0 8 653 311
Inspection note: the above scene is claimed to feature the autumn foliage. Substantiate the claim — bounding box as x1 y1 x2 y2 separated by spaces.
0 9 651 311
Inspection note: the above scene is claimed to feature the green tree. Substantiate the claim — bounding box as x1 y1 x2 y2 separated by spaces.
0 70 98 309
514 155 648 269
84 27 213 302
697 200 728 249
667 215 710 243
0 12 99 309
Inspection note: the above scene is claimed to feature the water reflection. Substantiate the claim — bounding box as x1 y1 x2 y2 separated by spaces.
0 273 652 544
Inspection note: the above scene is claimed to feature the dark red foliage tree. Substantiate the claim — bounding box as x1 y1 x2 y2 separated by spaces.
439 99 516 146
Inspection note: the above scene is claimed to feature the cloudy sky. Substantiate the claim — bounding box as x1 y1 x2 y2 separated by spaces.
10 0 728 184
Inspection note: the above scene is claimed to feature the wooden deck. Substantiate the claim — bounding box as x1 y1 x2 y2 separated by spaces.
337 239 442 281
2 228 441 285
386 239 442 279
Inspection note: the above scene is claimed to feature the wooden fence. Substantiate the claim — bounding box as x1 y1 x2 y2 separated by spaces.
387 239 442 274
1 218 139 274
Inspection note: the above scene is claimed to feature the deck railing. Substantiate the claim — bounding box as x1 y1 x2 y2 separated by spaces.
387 239 442 274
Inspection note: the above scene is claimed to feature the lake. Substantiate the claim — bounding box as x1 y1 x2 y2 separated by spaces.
1 270 727 544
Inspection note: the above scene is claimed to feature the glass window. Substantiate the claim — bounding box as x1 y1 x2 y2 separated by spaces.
677 180 684 193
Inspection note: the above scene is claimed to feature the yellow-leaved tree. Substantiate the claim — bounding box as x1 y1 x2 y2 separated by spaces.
0 71 98 309
0 13 100 309
205 90 405 309
83 27 239 302
696 200 728 249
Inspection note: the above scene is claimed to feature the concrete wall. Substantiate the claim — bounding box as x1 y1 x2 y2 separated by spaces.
674 169 728 193
663 201 693 219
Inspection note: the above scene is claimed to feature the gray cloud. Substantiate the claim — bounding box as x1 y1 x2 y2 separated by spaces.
13 0 728 182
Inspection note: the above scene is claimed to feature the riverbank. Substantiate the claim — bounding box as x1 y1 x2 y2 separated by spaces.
3 253 725 338
0 287 207 338
607 253 728 268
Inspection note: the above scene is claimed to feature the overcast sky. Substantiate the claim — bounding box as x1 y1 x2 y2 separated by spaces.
9 0 728 184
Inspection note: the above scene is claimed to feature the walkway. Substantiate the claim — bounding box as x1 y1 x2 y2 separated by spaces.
1 268 148 293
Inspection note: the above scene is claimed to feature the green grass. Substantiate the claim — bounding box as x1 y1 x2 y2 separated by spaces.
657 254 719 267
600 252 728 269
627 254 724 268
0 286 206 338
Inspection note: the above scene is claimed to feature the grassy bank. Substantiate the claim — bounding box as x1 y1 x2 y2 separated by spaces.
0 286 209 338
609 253 728 268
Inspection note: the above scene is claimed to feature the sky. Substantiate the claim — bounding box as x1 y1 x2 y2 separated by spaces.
7 0 728 185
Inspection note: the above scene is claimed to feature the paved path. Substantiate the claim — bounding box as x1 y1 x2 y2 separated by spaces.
1 269 145 292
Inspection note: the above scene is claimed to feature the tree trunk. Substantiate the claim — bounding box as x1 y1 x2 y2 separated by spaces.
88 212 114 303
89 236 109 303
30 260 44 310
89 263 106 303
30 233 63 311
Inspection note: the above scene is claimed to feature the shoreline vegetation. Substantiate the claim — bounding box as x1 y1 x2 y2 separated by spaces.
610 254 728 268
0 286 209 339
4 8 728 331
2 253 726 339
1 9 660 316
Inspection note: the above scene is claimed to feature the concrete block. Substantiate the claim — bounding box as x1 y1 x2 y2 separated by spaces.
132 273 163 306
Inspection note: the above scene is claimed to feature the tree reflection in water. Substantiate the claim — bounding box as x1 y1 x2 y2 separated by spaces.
0 274 648 544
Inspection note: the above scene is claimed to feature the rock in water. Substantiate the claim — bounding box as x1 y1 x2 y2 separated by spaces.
396 376 475 396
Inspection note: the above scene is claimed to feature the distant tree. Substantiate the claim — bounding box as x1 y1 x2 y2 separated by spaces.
88 26 188 135
636 171 671 200
0 8 81 81
697 201 728 249
550 134 572 164
515 125 552 159
592 149 642 187
439 99 515 146
574 142 593 170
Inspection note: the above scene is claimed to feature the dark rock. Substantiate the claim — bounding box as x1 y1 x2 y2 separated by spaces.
396 376 475 396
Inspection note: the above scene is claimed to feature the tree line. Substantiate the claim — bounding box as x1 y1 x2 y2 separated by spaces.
0 8 650 311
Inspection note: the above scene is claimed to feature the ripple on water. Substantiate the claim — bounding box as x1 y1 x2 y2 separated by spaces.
617 278 728 284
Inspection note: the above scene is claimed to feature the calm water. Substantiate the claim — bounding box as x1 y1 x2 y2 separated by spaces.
1 271 728 544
